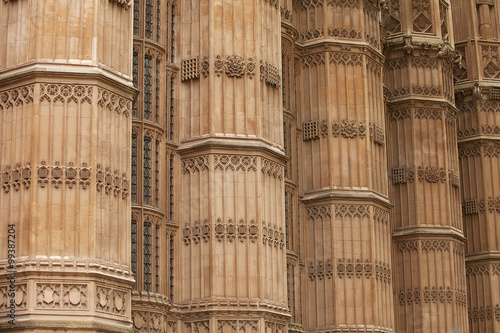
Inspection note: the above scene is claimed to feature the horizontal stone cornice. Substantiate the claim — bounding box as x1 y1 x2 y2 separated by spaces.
177 137 287 163
0 320 133 333
301 188 392 208
0 62 137 97
392 226 466 242
465 252 500 262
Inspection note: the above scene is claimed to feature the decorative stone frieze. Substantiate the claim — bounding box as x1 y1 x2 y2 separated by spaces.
36 161 91 189
97 88 131 117
308 260 334 280
214 155 257 171
375 261 391 282
40 84 93 104
133 310 169 331
181 155 210 174
1 163 31 192
0 284 27 311
261 158 284 180
36 283 88 310
217 320 259 333
397 286 457 305
334 204 371 218
329 52 363 66
95 164 129 198
264 321 287 333
331 120 367 138
306 205 331 221
0 85 34 109
327 0 360 8
417 166 447 183
184 320 210 332
95 285 127 315
336 259 372 279
262 222 285 248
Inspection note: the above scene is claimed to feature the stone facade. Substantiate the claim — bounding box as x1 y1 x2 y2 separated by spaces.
0 0 499 333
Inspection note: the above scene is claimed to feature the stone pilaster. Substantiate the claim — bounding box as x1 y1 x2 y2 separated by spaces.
177 0 289 330
452 0 500 331
295 0 394 331
0 0 135 331
383 0 468 331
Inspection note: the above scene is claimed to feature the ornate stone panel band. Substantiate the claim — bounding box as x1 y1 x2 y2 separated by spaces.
0 85 34 109
36 162 91 189
2 163 32 192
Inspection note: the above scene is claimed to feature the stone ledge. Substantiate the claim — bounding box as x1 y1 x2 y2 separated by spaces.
0 319 132 332
301 189 392 208
392 226 466 242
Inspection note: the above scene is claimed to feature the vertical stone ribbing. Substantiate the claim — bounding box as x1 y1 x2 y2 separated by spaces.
452 0 500 331
178 0 288 331
383 0 468 331
295 0 394 331
0 0 134 332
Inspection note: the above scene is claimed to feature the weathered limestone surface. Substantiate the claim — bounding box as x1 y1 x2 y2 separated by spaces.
295 0 394 331
452 0 500 331
1 0 498 333
0 0 135 331
176 0 288 331
383 0 468 331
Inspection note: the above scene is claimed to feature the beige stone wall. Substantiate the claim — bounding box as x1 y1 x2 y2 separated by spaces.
0 0 135 331
294 0 394 331
383 0 468 331
452 0 500 331
0 0 132 77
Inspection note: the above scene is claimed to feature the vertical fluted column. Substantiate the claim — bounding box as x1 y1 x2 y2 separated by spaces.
452 0 500 331
178 0 288 331
295 0 394 331
0 0 135 332
383 0 467 331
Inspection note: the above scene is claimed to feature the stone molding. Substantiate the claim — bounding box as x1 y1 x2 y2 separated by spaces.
0 258 134 282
